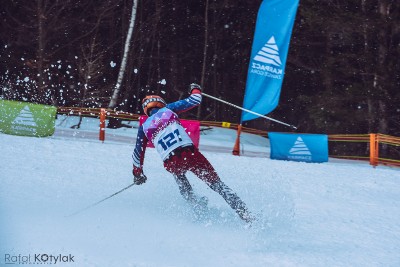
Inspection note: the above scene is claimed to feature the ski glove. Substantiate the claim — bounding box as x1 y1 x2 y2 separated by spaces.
189 83 202 95
133 166 147 185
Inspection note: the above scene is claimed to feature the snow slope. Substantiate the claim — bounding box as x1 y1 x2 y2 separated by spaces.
1 116 399 267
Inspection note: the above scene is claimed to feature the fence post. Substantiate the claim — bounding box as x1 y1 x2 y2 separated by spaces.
232 124 242 156
99 108 106 142
369 133 378 167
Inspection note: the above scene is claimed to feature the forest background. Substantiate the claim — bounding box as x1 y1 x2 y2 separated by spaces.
0 0 399 135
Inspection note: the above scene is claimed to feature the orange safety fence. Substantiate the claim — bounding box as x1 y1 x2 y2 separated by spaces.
200 120 267 137
57 107 400 168
57 106 141 121
329 134 400 167
57 107 267 137
328 134 371 161
374 134 400 167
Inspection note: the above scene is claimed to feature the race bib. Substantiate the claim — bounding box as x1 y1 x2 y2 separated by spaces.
153 123 192 160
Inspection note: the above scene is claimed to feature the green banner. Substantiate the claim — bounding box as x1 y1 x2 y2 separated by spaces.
0 100 57 137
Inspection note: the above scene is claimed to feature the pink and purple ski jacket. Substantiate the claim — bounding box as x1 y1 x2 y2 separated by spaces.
132 93 202 168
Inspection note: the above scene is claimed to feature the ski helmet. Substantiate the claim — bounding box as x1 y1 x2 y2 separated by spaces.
142 95 166 116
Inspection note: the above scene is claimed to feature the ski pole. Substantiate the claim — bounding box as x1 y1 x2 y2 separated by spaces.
202 92 297 130
66 182 136 217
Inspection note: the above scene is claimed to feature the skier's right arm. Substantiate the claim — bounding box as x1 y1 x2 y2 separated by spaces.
132 125 148 185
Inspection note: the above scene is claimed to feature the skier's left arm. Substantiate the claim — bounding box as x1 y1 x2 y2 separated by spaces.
166 83 202 114
132 125 148 185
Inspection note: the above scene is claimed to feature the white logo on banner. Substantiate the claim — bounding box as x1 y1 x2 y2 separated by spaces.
254 36 282 67
12 105 37 132
250 36 283 80
288 137 312 161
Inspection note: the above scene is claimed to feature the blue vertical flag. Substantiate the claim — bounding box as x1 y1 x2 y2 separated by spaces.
241 0 300 122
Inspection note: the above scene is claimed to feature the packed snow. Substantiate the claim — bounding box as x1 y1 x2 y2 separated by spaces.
1 115 399 267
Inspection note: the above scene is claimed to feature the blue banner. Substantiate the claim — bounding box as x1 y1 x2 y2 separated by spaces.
269 132 329 163
242 0 300 122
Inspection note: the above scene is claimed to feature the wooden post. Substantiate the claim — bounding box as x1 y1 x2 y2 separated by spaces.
369 133 378 167
232 124 242 156
99 108 106 142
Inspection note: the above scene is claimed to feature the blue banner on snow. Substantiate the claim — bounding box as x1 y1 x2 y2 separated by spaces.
242 0 300 122
269 132 329 163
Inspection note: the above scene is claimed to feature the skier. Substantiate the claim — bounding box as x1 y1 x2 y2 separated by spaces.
131 83 254 222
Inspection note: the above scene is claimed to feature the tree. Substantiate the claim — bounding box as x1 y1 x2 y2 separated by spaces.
108 0 138 110
0 0 399 136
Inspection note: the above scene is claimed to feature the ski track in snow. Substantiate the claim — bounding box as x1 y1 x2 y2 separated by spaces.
1 116 399 267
